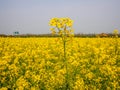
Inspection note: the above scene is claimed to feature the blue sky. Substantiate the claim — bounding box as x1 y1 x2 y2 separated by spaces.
0 0 120 34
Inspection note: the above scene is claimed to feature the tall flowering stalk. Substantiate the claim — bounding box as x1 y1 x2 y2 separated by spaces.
113 29 119 54
49 17 74 89
113 29 119 38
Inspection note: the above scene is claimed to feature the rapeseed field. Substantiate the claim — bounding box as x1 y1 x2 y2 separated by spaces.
0 37 120 90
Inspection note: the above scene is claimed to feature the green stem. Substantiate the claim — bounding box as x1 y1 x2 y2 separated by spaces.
63 38 69 89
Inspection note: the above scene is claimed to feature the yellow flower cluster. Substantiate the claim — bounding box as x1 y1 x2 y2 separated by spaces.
49 17 73 27
0 37 120 89
113 29 119 38
49 17 74 37
113 29 119 35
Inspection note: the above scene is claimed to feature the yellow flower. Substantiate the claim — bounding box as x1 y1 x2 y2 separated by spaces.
113 29 119 35
50 28 56 35
85 72 94 80
0 87 8 90
74 77 84 90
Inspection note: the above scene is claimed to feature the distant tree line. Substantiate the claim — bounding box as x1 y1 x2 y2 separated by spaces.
0 33 120 38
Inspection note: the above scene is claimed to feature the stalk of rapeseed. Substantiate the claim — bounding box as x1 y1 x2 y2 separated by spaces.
49 17 74 89
113 29 119 54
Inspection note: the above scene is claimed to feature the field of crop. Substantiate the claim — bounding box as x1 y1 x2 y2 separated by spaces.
0 37 120 90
